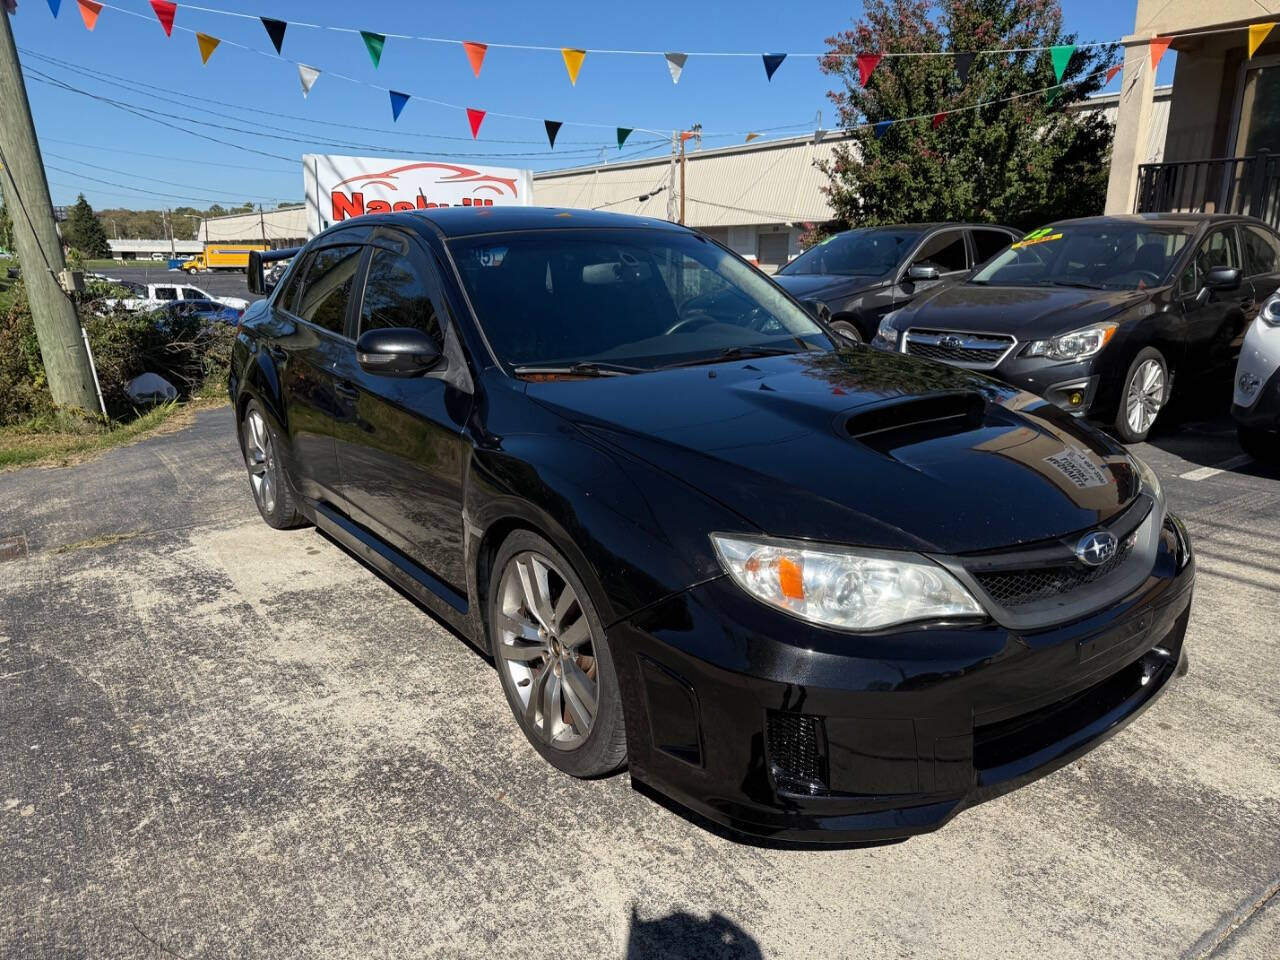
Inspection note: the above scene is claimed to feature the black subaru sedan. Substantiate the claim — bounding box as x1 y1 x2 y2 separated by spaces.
230 208 1193 844
871 214 1280 442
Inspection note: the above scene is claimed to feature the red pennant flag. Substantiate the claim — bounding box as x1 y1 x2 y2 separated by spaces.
857 53 882 86
1105 64 1122 85
1149 37 1172 70
466 108 486 139
149 0 176 37
932 112 946 129
463 41 488 77
77 0 101 30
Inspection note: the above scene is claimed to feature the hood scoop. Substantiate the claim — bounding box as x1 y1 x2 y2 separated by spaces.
844 391 989 453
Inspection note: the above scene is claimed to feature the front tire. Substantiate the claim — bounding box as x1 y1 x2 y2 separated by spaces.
1238 425 1279 466
830 319 863 344
1114 347 1168 443
241 401 306 529
488 531 626 778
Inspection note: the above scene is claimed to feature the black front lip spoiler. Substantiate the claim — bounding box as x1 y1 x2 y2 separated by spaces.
646 642 1188 848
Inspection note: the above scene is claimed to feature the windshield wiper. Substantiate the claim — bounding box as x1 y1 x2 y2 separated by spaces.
512 361 644 378
1037 279 1106 290
655 344 807 370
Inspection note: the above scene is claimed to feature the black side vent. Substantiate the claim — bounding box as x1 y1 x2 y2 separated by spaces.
766 711 828 795
844 392 989 453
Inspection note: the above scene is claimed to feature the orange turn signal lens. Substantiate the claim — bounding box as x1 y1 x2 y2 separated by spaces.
777 556 805 600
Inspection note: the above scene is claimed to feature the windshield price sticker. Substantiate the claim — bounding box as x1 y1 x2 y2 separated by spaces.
1011 227 1064 250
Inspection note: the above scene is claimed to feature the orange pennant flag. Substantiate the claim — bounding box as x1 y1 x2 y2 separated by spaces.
1149 36 1172 70
561 48 586 85
463 41 488 77
197 32 220 64
744 133 759 143
1105 64 1122 84
77 0 102 30
1249 23 1276 58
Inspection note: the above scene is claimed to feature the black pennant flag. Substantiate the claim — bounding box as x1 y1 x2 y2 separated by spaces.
261 17 287 55
544 120 563 149
954 52 973 85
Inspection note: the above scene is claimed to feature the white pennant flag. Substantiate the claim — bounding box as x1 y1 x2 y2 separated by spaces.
665 52 687 85
298 63 320 98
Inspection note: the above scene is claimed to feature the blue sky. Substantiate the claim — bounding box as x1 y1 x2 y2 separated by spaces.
10 0 1165 210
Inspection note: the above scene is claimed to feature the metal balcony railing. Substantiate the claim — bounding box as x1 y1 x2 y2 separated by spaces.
1135 150 1280 228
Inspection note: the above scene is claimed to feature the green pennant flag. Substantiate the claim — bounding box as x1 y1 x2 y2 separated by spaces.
617 128 633 149
1046 85 1063 105
1050 44 1074 84
361 31 386 68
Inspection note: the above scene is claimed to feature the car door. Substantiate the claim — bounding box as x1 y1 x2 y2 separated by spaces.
894 228 969 304
330 228 474 593
1175 226 1251 376
269 240 364 505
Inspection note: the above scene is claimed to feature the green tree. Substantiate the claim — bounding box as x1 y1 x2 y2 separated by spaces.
62 193 110 258
819 0 1116 231
0 199 13 252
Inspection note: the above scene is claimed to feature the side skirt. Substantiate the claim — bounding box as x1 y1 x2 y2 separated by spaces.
310 500 474 638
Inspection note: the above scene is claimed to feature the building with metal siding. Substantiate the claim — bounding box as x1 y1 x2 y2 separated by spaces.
197 206 308 246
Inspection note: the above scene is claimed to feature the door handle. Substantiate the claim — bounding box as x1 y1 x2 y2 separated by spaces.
335 380 359 400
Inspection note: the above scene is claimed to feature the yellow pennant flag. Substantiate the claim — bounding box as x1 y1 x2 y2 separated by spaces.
1249 22 1276 58
196 32 221 65
561 48 586 85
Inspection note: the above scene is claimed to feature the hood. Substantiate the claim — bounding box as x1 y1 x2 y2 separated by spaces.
525 349 1140 554
772 273 883 301
898 283 1149 337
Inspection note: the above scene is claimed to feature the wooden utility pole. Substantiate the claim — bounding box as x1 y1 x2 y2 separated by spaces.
0 10 98 413
677 125 701 226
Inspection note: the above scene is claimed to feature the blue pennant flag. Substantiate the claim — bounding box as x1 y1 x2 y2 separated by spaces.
762 53 786 81
48 0 62 15
874 120 892 139
389 90 410 122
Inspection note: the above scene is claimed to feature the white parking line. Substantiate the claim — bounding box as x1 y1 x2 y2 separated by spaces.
1179 455 1254 482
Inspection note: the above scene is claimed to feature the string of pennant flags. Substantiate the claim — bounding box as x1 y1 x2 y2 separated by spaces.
38 0 1280 148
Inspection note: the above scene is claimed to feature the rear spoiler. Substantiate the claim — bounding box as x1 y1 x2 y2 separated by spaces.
247 246 302 296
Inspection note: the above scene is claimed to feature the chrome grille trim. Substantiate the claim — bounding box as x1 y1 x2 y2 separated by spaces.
902 328 1017 369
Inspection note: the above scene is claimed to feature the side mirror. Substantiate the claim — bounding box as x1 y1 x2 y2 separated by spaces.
907 263 940 282
247 250 266 296
1205 266 1241 291
355 327 442 377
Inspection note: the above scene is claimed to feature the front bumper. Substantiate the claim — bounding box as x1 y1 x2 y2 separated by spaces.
1232 366 1280 431
614 515 1194 844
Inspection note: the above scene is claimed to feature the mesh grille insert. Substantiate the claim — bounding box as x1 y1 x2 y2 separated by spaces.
766 711 826 792
975 536 1135 609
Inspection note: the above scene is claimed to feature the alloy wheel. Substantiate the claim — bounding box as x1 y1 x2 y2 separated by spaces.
1125 358 1165 436
495 551 599 750
243 409 277 514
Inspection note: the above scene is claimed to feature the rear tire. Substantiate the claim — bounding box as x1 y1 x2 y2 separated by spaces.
241 401 306 529
1238 425 1279 466
488 530 626 778
1113 347 1168 443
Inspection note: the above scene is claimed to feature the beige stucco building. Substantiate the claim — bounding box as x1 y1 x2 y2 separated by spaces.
1106 2 1280 223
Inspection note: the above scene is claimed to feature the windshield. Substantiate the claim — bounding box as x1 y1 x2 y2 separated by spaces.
450 229 828 372
778 227 923 277
970 223 1194 290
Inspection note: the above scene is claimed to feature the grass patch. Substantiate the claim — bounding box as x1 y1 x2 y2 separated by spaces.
0 273 15 314
0 401 195 471
54 531 144 553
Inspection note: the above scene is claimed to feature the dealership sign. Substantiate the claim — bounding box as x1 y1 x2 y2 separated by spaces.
303 154 534 236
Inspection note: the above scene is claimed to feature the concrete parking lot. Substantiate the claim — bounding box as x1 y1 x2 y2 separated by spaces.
1 403 1277 959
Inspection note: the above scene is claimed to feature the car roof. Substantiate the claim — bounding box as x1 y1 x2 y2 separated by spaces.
1048 212 1262 228
324 206 692 241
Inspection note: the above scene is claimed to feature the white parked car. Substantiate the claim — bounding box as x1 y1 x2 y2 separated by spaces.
1233 293 1280 465
101 281 249 312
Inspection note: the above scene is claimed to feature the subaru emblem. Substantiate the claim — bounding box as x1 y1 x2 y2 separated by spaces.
1076 530 1118 567
939 335 964 349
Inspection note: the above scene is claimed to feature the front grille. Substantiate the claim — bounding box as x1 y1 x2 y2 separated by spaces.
975 536 1135 609
766 711 826 793
904 329 1015 367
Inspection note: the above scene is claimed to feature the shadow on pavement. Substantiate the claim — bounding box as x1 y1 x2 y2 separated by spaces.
625 905 763 960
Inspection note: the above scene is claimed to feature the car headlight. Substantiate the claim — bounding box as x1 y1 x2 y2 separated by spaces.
875 311 901 346
1026 322 1117 361
711 534 984 631
1261 294 1280 327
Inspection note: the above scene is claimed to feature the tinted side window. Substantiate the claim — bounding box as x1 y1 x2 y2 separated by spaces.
358 247 443 345
182 287 204 300
913 232 968 273
1243 225 1280 276
277 252 311 315
154 286 177 300
297 244 362 335
973 230 1014 264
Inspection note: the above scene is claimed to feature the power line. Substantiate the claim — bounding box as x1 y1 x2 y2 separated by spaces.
44 164 289 206
39 137 295 173
43 152 291 203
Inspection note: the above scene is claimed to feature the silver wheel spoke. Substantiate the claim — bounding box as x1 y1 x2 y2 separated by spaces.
561 660 596 732
504 641 546 662
541 671 561 740
559 617 590 651
552 584 577 627
516 560 553 632
525 666 550 731
496 612 541 644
